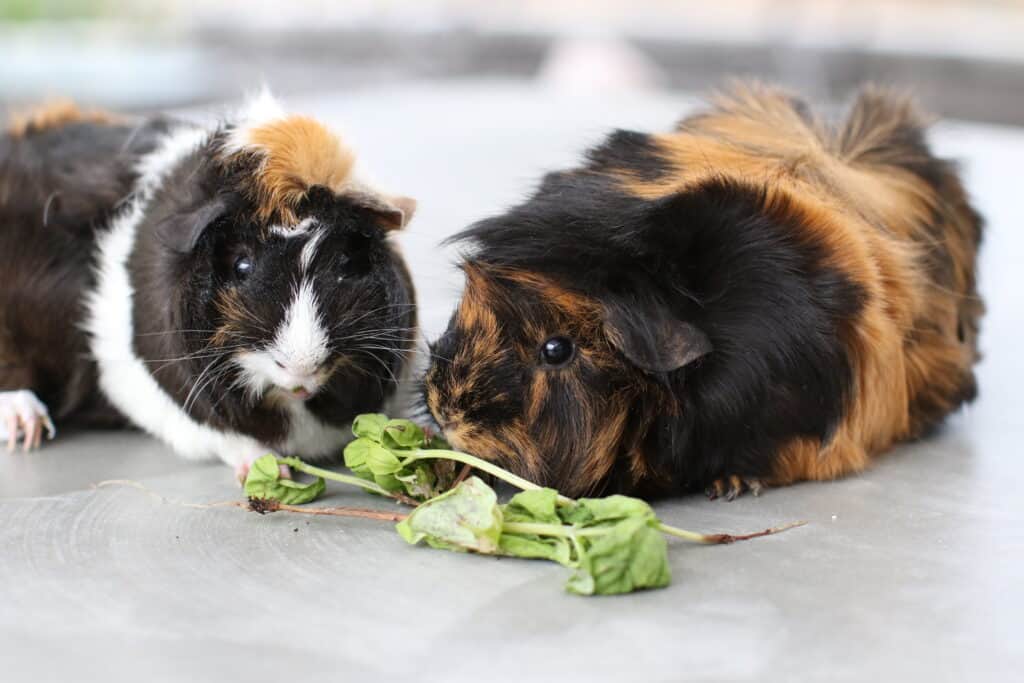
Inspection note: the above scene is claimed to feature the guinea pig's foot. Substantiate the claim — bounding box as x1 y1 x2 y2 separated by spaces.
0 390 56 453
234 456 292 486
706 475 763 501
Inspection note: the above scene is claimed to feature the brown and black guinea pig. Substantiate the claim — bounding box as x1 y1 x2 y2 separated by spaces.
0 92 418 479
423 83 984 499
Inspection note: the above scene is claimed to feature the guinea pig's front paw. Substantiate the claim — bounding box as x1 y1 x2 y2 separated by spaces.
233 453 292 486
0 390 56 453
706 476 764 501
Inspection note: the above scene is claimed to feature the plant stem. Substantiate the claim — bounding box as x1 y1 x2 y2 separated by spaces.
658 520 807 544
504 519 807 544
403 449 575 504
278 456 419 505
279 456 387 493
249 498 408 521
502 521 579 538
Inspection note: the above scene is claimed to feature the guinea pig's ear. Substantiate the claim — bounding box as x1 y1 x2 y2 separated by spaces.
155 196 229 253
602 298 712 373
342 187 417 232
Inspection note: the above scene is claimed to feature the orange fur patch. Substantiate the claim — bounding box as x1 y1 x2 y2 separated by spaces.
232 115 356 224
7 100 122 137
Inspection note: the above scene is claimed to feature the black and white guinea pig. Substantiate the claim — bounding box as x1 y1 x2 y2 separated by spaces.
0 92 418 478
423 84 984 499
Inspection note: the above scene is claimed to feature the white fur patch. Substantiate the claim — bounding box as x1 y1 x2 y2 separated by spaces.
299 227 325 272
273 280 330 375
86 127 267 467
270 216 317 239
221 88 287 157
134 125 210 198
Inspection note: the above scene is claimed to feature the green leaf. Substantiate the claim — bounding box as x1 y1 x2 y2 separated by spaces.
343 437 377 479
395 463 440 501
351 413 388 441
560 495 657 526
365 443 403 475
396 476 503 553
344 438 407 492
498 533 574 566
244 454 326 505
381 419 426 450
503 488 562 525
565 517 670 596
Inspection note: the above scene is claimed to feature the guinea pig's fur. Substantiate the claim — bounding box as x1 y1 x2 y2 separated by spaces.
424 84 984 499
0 94 418 473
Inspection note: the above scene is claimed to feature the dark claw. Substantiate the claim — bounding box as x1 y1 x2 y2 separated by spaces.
707 476 765 501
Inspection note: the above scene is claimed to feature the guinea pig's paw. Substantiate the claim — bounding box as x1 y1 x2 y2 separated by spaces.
0 390 56 453
706 475 764 501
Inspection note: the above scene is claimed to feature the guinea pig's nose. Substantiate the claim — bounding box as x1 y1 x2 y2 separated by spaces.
279 359 322 378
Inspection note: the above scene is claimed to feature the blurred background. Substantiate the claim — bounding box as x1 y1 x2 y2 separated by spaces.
1 0 1023 125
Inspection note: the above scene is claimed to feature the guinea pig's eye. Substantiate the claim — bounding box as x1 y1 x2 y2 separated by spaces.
540 336 575 367
233 256 253 279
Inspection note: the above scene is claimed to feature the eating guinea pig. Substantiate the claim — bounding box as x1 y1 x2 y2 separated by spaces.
0 92 417 478
424 83 984 499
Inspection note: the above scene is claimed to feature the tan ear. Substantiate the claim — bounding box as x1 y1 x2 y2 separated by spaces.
390 195 417 228
343 188 417 231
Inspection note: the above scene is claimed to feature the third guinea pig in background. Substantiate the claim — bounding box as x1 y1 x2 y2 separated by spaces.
423 83 984 500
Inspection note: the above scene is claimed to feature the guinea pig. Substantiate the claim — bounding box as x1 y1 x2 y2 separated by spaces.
423 84 984 499
0 93 418 478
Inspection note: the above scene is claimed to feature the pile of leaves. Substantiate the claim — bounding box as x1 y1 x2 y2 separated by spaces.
243 414 802 596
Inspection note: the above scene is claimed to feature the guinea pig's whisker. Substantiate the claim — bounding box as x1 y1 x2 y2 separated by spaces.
336 302 417 329
351 343 415 359
355 350 402 386
182 355 231 415
338 324 418 336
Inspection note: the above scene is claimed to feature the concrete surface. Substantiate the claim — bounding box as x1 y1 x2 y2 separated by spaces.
1 82 1022 682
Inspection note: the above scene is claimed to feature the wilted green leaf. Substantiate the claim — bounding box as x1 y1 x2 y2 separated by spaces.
560 495 657 527
503 488 562 525
395 463 440 501
396 476 503 553
244 454 326 505
499 532 573 566
566 517 670 596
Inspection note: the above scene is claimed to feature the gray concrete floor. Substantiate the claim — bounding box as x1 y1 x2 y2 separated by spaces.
2 82 1022 682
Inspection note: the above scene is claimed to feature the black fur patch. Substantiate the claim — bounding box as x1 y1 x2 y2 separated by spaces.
584 129 673 182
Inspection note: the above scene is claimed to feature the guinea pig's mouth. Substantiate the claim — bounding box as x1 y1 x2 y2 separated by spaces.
234 350 332 403
286 386 315 401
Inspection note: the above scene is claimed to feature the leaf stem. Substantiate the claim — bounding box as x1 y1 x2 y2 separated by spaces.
658 520 807 544
278 457 384 492
502 521 626 539
403 449 575 504
278 456 419 505
249 498 409 521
